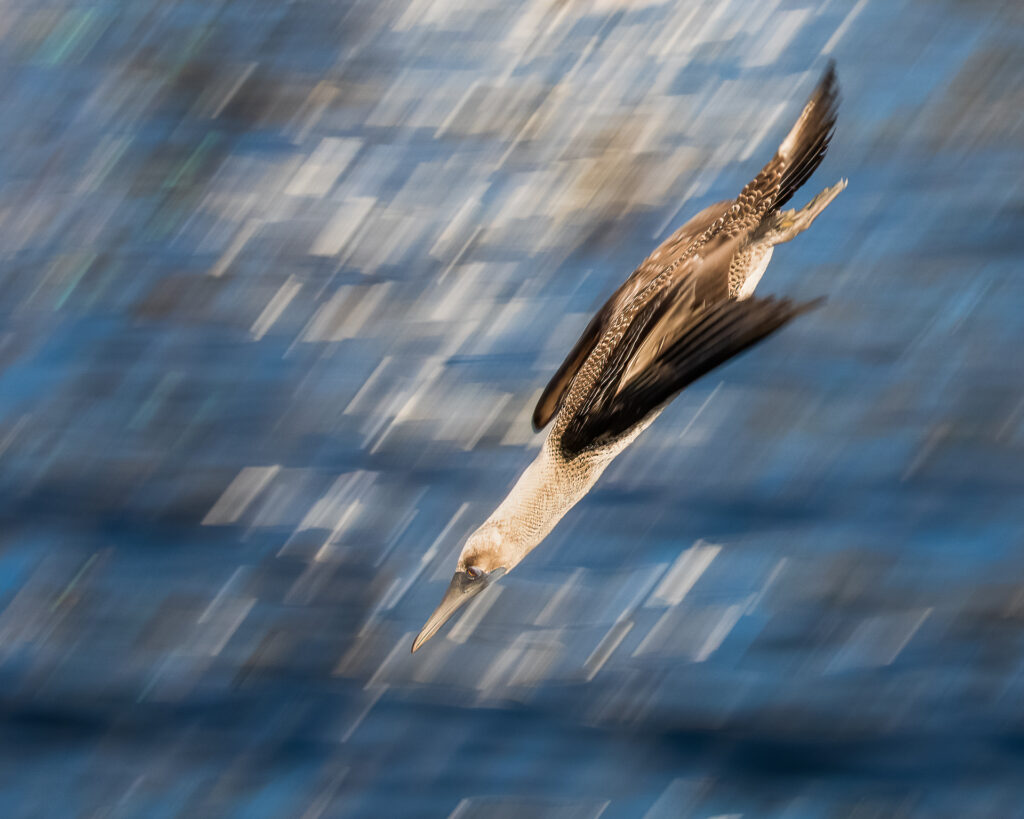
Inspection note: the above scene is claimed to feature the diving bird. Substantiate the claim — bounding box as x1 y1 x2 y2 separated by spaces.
413 63 844 652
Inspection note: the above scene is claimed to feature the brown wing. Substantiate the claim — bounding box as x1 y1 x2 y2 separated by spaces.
558 220 817 454
559 292 822 455
735 61 840 221
532 200 733 430
621 232 742 386
533 62 839 434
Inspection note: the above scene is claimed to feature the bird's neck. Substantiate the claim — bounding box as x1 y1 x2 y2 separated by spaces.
482 435 632 570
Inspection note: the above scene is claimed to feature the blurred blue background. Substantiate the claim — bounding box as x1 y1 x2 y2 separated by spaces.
0 0 1023 816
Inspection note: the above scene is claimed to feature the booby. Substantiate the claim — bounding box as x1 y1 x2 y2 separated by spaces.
413 64 844 652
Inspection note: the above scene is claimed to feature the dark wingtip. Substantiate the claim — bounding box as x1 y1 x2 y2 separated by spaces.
816 60 841 125
821 58 837 88
796 294 827 315
558 293 827 455
815 59 838 102
771 62 841 211
770 294 826 324
531 408 546 432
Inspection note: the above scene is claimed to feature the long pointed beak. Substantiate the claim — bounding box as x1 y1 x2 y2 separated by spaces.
411 569 504 653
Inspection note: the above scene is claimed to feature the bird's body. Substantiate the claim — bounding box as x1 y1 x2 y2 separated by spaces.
413 64 845 652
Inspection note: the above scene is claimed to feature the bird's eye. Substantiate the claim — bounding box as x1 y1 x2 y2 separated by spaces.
466 566 483 580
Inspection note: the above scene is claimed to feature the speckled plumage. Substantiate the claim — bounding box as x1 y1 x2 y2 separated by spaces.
507 63 842 559
414 63 846 652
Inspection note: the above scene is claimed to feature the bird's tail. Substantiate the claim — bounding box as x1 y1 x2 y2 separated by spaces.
752 178 848 247
738 61 840 220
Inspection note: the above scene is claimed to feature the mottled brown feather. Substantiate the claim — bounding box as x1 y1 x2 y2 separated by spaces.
535 63 839 449
532 200 732 430
559 295 822 453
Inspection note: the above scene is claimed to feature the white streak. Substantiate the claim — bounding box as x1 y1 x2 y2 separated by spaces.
286 138 362 197
649 541 721 606
584 620 633 680
251 276 302 339
694 602 745 662
209 219 258 277
311 197 375 256
202 466 280 525
823 0 869 55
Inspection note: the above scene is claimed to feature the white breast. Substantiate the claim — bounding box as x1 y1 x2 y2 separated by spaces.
736 246 773 299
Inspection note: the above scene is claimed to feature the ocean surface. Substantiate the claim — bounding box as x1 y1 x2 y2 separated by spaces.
0 0 1023 816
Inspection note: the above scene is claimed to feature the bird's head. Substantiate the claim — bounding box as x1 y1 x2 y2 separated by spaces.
411 524 510 653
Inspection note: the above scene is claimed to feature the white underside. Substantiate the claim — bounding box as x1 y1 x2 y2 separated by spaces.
736 246 772 299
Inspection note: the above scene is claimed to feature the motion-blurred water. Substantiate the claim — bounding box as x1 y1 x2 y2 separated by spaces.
0 0 1023 816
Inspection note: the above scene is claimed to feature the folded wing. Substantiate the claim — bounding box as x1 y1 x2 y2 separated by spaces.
532 200 733 430
536 63 838 445
559 291 821 455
